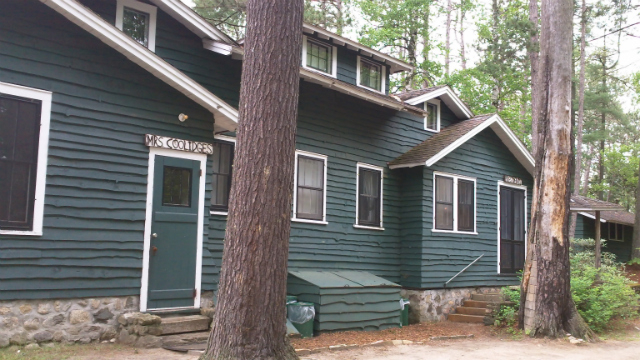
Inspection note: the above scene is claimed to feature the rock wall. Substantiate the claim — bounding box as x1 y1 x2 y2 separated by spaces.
401 287 502 323
0 296 139 348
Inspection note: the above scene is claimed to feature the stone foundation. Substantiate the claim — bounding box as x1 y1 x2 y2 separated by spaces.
401 287 502 323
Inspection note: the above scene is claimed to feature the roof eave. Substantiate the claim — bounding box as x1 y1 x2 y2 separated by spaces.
404 87 474 119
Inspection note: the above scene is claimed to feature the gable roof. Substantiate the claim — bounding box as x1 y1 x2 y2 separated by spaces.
39 0 239 132
388 114 535 175
397 85 474 120
570 195 626 212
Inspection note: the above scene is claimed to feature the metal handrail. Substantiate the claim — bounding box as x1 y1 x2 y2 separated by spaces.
444 254 484 287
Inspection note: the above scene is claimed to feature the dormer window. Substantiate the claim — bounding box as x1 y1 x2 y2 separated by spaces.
302 36 337 77
116 0 157 51
357 56 386 93
425 100 440 132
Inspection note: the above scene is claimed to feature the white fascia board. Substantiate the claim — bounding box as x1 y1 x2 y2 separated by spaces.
148 0 233 44
302 23 413 74
424 115 535 175
40 0 238 132
404 87 474 119
577 212 607 223
202 39 234 56
299 69 425 116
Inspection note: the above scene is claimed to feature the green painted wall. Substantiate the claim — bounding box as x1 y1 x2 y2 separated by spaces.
573 215 634 263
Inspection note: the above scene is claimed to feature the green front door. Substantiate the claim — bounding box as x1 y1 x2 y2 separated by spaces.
148 155 201 310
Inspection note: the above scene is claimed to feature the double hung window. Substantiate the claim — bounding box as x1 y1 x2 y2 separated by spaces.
293 151 327 223
357 57 385 93
356 164 383 228
608 222 624 241
433 173 476 233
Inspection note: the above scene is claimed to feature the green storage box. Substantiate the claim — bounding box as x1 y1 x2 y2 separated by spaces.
287 301 315 338
400 298 410 327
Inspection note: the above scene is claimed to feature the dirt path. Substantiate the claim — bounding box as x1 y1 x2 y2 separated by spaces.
303 339 640 360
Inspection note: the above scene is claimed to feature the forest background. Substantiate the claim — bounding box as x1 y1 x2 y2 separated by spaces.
187 0 640 213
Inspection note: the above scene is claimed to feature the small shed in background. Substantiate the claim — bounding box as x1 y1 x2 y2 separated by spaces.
287 271 402 333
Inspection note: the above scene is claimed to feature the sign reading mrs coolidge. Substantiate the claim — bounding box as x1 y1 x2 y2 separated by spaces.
144 134 214 154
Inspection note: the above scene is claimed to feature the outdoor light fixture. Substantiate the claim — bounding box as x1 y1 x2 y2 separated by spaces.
178 113 189 122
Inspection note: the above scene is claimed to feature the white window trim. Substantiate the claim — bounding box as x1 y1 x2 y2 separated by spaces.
0 82 52 236
496 181 528 274
292 150 328 225
424 99 441 133
301 35 338 78
354 163 384 230
607 222 624 242
116 0 158 52
209 134 236 216
432 171 477 235
356 56 386 94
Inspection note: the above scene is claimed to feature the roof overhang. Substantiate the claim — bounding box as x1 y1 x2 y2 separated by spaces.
578 212 607 223
389 114 535 175
299 69 426 116
302 23 413 74
404 86 474 119
39 0 239 132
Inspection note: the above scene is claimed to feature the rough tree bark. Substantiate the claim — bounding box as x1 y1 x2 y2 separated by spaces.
633 161 640 259
518 0 596 341
569 0 588 239
201 0 303 358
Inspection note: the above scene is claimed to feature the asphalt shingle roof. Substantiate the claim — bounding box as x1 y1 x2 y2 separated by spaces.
570 195 626 212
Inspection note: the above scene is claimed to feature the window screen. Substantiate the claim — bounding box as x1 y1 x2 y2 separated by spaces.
426 103 438 130
162 166 191 207
210 142 234 211
435 176 454 230
296 156 324 220
0 94 42 230
306 40 332 74
358 168 381 226
457 180 475 232
123 7 150 47
359 60 382 91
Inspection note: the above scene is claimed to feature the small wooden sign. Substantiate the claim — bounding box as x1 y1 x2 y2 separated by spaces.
503 175 523 186
144 134 213 154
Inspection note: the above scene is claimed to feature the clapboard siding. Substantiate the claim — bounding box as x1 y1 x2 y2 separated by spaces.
573 215 634 263
415 129 534 288
0 0 218 300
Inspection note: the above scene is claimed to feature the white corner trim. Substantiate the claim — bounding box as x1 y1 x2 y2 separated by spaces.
496 181 528 274
140 147 207 312
149 0 233 43
355 56 386 94
39 0 239 132
355 162 384 228
404 86 474 119
301 36 338 78
213 134 236 143
424 99 441 132
432 171 477 234
0 82 52 236
292 150 328 224
116 0 157 52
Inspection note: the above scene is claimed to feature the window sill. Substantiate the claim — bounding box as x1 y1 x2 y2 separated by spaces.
424 127 440 133
292 218 328 225
356 83 385 95
353 224 385 231
0 230 42 236
210 211 228 216
302 65 336 79
431 229 478 235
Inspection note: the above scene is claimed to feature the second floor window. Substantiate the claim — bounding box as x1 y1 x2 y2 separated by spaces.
358 58 384 92
302 37 336 77
425 102 440 132
210 141 234 212
116 0 157 51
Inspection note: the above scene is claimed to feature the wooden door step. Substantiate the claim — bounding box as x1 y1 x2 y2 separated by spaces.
161 331 210 347
455 306 491 316
471 293 506 302
462 300 490 308
448 313 485 323
161 315 211 335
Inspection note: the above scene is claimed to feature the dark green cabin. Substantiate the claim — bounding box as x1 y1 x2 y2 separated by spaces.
573 212 635 263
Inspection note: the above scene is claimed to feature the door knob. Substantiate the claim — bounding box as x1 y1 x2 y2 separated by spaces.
152 233 158 238
152 246 158 255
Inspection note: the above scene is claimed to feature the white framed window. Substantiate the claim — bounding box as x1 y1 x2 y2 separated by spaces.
301 36 338 78
356 56 386 94
424 99 440 132
354 163 384 230
0 82 52 236
116 0 158 51
292 150 328 224
432 172 476 234
607 222 624 242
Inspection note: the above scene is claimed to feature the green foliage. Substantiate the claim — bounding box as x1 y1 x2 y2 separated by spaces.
494 286 521 328
570 239 640 332
628 258 640 266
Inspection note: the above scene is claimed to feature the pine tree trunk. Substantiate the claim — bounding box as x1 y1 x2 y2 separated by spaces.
518 0 596 341
459 1 467 70
445 0 452 76
201 0 303 358
582 146 593 196
632 161 640 259
569 0 588 240
528 0 540 159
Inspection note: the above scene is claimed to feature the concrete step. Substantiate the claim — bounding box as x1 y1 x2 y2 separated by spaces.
448 313 485 323
161 331 210 346
161 315 211 335
472 293 506 302
455 306 491 316
462 300 490 308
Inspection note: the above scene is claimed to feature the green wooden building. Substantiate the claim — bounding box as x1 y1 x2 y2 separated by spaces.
574 211 636 263
0 0 535 344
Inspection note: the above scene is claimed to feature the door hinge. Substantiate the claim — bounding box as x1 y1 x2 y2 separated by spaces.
200 169 203 177
193 288 197 299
